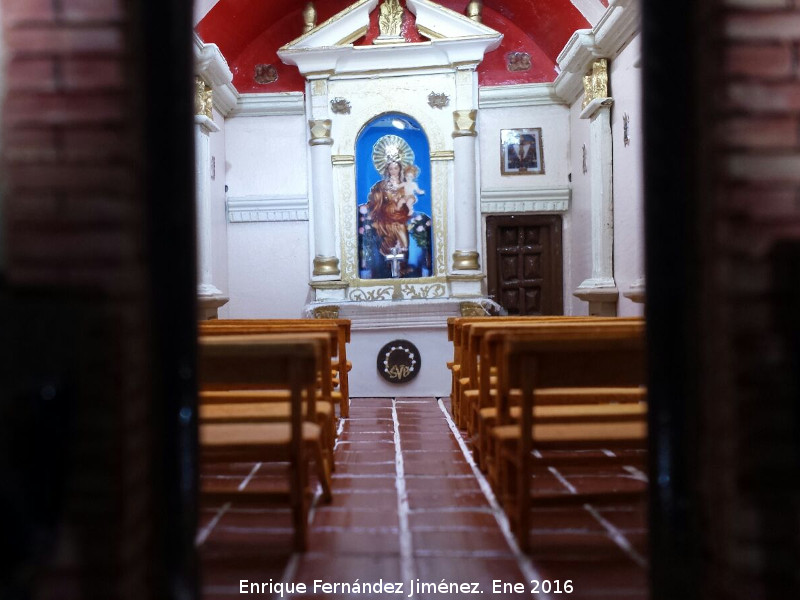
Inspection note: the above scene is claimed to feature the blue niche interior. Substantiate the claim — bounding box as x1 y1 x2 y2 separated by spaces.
356 113 433 280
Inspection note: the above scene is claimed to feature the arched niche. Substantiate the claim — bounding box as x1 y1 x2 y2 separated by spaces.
355 113 433 280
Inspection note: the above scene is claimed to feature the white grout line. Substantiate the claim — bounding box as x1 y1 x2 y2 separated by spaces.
280 553 302 592
437 398 553 600
548 466 578 495
195 502 230 546
583 504 648 568
238 462 262 491
623 465 649 482
392 398 416 586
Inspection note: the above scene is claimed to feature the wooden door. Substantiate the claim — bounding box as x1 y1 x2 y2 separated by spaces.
486 215 563 315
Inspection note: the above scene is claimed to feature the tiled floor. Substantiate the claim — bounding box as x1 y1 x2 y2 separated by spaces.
198 397 648 600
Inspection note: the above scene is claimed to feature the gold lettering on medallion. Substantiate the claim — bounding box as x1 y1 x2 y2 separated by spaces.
388 364 411 380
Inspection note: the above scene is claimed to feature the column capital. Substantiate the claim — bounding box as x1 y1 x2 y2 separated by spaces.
309 119 333 145
582 58 608 109
452 109 477 137
195 77 213 119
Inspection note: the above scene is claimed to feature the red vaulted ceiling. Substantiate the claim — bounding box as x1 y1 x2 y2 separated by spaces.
196 1 590 93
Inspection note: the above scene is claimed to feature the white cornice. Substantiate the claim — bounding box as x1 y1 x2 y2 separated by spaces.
229 93 306 117
553 0 640 104
478 83 565 108
481 187 571 214
227 195 309 223
194 33 238 117
278 0 502 78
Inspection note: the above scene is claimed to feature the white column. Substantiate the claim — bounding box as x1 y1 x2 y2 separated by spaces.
194 77 228 319
308 119 340 277
451 109 480 272
195 116 220 296
574 97 619 315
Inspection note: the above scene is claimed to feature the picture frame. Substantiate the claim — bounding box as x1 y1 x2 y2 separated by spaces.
500 128 544 175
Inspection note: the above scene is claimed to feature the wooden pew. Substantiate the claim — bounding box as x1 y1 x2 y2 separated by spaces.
467 318 643 468
198 333 333 552
489 321 647 551
447 316 570 428
199 319 350 417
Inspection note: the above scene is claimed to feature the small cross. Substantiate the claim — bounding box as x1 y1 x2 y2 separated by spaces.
385 241 406 278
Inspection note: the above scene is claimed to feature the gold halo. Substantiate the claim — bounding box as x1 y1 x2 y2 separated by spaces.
372 135 415 174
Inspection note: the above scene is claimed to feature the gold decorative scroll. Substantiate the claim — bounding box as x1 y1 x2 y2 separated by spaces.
195 77 213 119
582 59 609 109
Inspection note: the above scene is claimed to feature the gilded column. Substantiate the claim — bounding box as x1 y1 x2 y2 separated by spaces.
194 78 228 318
574 59 618 315
451 109 481 272
308 119 340 277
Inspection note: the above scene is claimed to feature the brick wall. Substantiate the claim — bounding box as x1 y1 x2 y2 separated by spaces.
703 0 800 597
1 1 156 597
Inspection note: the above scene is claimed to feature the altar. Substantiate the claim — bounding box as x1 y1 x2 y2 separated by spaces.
278 0 503 395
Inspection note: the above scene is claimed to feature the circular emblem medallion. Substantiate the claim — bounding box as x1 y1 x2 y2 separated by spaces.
377 339 421 384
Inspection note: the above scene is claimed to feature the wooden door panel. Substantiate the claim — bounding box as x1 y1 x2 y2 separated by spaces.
501 254 519 282
524 287 541 313
523 254 541 279
486 215 563 315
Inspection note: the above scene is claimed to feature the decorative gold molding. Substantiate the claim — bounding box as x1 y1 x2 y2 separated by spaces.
308 119 333 146
303 2 317 34
452 250 480 271
331 154 355 165
195 77 213 119
430 150 454 161
349 287 393 301
313 255 340 276
582 58 609 109
309 279 348 290
452 109 477 137
416 24 445 40
348 276 446 288
312 305 339 319
336 26 369 46
460 301 487 316
447 273 484 281
401 283 447 299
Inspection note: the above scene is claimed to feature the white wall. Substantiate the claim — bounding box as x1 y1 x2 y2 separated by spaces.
224 114 312 317
478 104 571 191
610 34 645 317
566 96 593 315
478 101 574 313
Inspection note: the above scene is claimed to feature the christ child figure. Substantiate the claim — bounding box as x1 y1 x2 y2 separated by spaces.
396 164 425 215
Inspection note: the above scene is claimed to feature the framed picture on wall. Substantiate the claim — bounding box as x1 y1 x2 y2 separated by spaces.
501 128 544 175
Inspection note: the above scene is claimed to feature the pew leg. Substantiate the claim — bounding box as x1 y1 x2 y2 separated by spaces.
312 442 333 503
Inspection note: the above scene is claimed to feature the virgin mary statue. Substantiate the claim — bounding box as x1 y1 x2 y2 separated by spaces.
358 135 432 279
